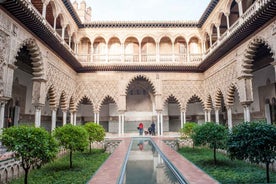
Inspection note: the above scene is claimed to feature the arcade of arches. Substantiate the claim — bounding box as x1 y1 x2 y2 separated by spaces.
0 0 275 136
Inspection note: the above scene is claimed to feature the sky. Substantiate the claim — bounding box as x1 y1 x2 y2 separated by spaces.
73 0 211 21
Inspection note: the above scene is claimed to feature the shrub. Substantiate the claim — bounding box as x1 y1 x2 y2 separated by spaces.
191 122 227 164
84 122 105 153
53 124 89 168
1 126 58 184
227 121 276 183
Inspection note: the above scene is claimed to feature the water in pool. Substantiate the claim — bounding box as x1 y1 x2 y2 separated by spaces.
123 138 180 184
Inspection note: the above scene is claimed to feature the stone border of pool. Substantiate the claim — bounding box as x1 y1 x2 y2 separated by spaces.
88 137 219 184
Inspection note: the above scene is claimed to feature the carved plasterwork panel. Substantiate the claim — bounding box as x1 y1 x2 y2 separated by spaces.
162 80 204 110
204 62 238 106
74 80 119 112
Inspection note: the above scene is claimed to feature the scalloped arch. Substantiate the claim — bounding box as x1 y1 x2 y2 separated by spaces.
47 85 57 109
214 89 224 108
185 94 205 110
241 36 275 76
226 83 240 106
59 91 67 110
125 74 156 95
76 95 94 110
15 38 45 79
205 94 213 109
99 95 118 111
162 94 181 110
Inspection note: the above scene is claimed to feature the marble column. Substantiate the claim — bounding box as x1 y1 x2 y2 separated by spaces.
0 102 6 129
51 108 57 131
157 112 160 136
180 110 186 129
207 109 211 122
62 110 67 126
122 113 125 135
227 106 233 131
215 108 220 124
70 111 73 124
241 102 251 122
73 112 77 125
160 113 163 136
34 105 42 127
204 110 208 122
118 114 122 136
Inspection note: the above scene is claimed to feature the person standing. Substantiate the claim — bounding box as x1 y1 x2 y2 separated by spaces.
138 122 144 135
151 122 155 136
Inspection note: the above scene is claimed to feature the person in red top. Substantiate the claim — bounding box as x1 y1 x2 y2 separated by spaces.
138 122 144 135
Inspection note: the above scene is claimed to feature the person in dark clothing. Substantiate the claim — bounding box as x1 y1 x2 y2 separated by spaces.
151 122 155 136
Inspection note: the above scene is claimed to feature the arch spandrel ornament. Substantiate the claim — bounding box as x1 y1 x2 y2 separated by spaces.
0 30 9 97
74 80 119 112
162 80 204 108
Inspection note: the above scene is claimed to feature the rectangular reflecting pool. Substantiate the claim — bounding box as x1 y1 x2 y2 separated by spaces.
119 138 186 184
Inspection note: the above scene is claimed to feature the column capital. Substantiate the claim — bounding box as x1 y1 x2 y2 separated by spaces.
155 109 163 113
204 108 212 112
180 108 186 112
237 74 253 80
33 103 44 108
61 108 68 112
118 110 125 114
270 61 276 66
240 101 253 106
214 106 221 111
0 96 10 103
226 106 233 111
69 110 76 113
50 106 57 111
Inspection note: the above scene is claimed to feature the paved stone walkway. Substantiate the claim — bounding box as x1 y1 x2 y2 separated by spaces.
88 137 219 184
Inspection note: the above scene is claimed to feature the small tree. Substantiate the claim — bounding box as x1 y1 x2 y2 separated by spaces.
1 126 58 184
84 122 105 153
227 122 276 183
53 124 88 168
179 122 198 139
191 122 227 164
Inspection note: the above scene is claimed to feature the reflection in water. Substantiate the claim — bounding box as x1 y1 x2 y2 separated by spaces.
138 140 144 150
123 138 180 184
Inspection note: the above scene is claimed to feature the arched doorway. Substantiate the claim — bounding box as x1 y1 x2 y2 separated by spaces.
99 96 118 132
163 95 181 132
76 96 94 125
186 95 204 124
125 76 156 132
249 41 275 123
10 46 34 126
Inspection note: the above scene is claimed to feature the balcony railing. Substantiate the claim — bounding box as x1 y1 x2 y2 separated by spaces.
78 53 202 65
125 54 139 62
204 0 269 58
